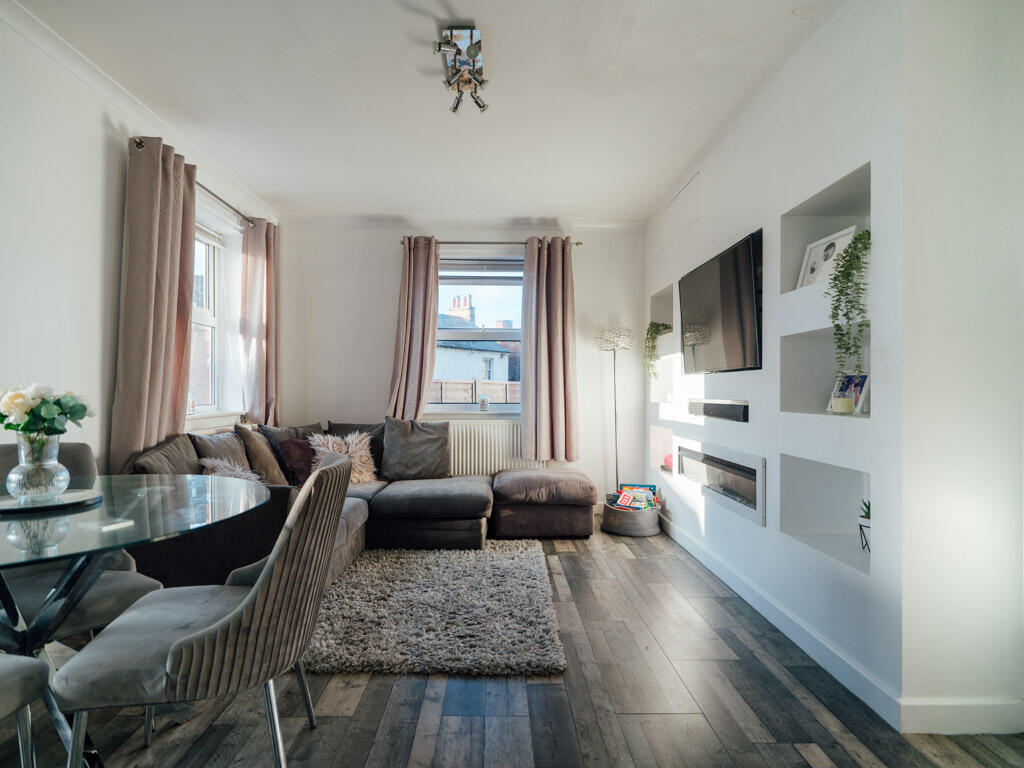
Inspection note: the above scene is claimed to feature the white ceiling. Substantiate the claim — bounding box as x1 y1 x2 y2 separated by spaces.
21 0 838 220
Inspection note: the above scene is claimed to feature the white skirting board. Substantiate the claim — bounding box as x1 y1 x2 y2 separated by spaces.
657 512 1024 734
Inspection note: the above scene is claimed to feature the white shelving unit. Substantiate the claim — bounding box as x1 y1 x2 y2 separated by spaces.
778 163 874 572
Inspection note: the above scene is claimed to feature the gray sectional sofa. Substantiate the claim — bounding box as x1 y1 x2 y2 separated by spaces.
125 417 598 587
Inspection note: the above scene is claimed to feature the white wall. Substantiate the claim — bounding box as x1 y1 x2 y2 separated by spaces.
899 0 1024 733
646 0 905 727
279 219 646 495
646 0 1024 734
0 2 275 469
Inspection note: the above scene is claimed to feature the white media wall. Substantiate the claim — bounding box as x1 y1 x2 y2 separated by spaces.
646 0 1024 734
278 219 646 497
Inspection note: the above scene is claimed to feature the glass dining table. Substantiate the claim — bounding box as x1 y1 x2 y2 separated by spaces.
0 473 270 768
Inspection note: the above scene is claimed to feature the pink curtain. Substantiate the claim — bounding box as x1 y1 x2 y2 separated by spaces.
109 137 196 473
521 236 579 462
242 220 280 426
388 236 439 420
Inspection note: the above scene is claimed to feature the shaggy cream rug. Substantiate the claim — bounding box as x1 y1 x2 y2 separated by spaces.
303 540 566 675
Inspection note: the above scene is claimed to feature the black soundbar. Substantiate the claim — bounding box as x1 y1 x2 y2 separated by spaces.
687 399 749 422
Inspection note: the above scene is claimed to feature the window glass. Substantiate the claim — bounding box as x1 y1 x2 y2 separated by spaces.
189 323 215 408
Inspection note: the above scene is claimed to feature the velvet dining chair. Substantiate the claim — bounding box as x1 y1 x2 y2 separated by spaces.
0 443 162 642
51 453 352 768
0 654 50 768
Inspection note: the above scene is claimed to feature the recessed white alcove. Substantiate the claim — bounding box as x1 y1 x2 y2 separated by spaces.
780 163 871 295
780 453 870 574
780 326 871 416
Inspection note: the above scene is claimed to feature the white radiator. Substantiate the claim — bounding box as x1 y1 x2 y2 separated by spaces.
449 420 550 476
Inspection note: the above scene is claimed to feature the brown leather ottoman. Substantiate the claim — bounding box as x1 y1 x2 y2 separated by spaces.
489 468 598 538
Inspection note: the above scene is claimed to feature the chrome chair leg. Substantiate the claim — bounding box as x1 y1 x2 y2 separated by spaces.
293 661 317 729
263 679 287 768
15 705 34 768
65 711 88 768
143 705 156 747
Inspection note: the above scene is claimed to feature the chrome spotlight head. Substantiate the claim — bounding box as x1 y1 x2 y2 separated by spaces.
443 69 462 88
451 90 464 113
433 39 460 55
467 69 488 89
471 89 488 112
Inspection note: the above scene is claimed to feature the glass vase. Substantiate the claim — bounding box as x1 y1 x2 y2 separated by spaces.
5 432 70 502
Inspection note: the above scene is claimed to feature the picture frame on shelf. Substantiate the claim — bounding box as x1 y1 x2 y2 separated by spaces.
797 225 859 289
826 372 870 414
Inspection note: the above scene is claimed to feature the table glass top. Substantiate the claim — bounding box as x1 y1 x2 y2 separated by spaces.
0 474 270 567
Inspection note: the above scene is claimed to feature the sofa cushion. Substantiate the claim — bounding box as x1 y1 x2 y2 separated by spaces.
258 422 322 468
342 497 369 531
234 426 289 485
492 468 598 506
189 431 249 468
278 438 315 486
348 480 388 502
328 421 385 472
381 416 450 481
132 434 202 475
370 475 492 520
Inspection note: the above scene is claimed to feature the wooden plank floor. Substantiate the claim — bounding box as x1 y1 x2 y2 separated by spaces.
3 523 1023 767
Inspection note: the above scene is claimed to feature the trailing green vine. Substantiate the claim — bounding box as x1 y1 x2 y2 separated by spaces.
824 230 871 373
644 321 672 379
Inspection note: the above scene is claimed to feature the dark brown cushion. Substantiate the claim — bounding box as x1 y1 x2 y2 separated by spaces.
278 438 315 486
132 434 202 475
492 468 598 506
381 416 450 481
234 426 289 485
189 431 249 468
328 421 385 471
258 422 322 472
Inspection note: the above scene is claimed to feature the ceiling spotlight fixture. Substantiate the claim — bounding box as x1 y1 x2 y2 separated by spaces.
467 69 488 90
450 89 464 114
433 26 488 113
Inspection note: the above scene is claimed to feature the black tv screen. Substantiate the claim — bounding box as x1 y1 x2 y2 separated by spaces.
678 230 763 374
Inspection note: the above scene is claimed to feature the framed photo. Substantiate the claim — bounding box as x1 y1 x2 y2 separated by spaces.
797 225 859 289
825 372 870 414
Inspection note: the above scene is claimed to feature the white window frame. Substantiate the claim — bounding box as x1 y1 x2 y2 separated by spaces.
429 248 524 415
189 227 222 415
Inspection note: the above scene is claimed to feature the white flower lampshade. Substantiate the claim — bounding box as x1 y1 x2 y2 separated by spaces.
595 327 634 352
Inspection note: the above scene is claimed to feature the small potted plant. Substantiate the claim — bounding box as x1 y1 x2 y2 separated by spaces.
825 230 870 414
643 321 672 380
858 499 871 551
0 384 94 502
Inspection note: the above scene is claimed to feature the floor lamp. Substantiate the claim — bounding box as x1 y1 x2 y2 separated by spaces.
595 327 634 490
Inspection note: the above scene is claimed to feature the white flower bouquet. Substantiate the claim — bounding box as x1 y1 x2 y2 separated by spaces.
0 384 94 435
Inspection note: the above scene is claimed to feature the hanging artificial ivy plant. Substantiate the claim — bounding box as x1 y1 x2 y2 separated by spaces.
824 229 871 373
643 321 672 379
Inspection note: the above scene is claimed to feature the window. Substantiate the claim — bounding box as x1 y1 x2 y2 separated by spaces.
430 250 523 413
188 235 219 412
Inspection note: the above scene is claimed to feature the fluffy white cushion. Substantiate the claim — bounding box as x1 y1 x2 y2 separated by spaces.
308 431 377 484
199 457 263 483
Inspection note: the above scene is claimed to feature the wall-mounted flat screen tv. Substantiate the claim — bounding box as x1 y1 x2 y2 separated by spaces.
678 230 763 374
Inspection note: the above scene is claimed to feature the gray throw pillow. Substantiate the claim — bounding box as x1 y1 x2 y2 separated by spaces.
382 416 450 481
189 431 250 468
132 434 202 475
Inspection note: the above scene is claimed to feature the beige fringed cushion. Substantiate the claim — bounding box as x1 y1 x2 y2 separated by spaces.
308 432 377 484
199 457 263 483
